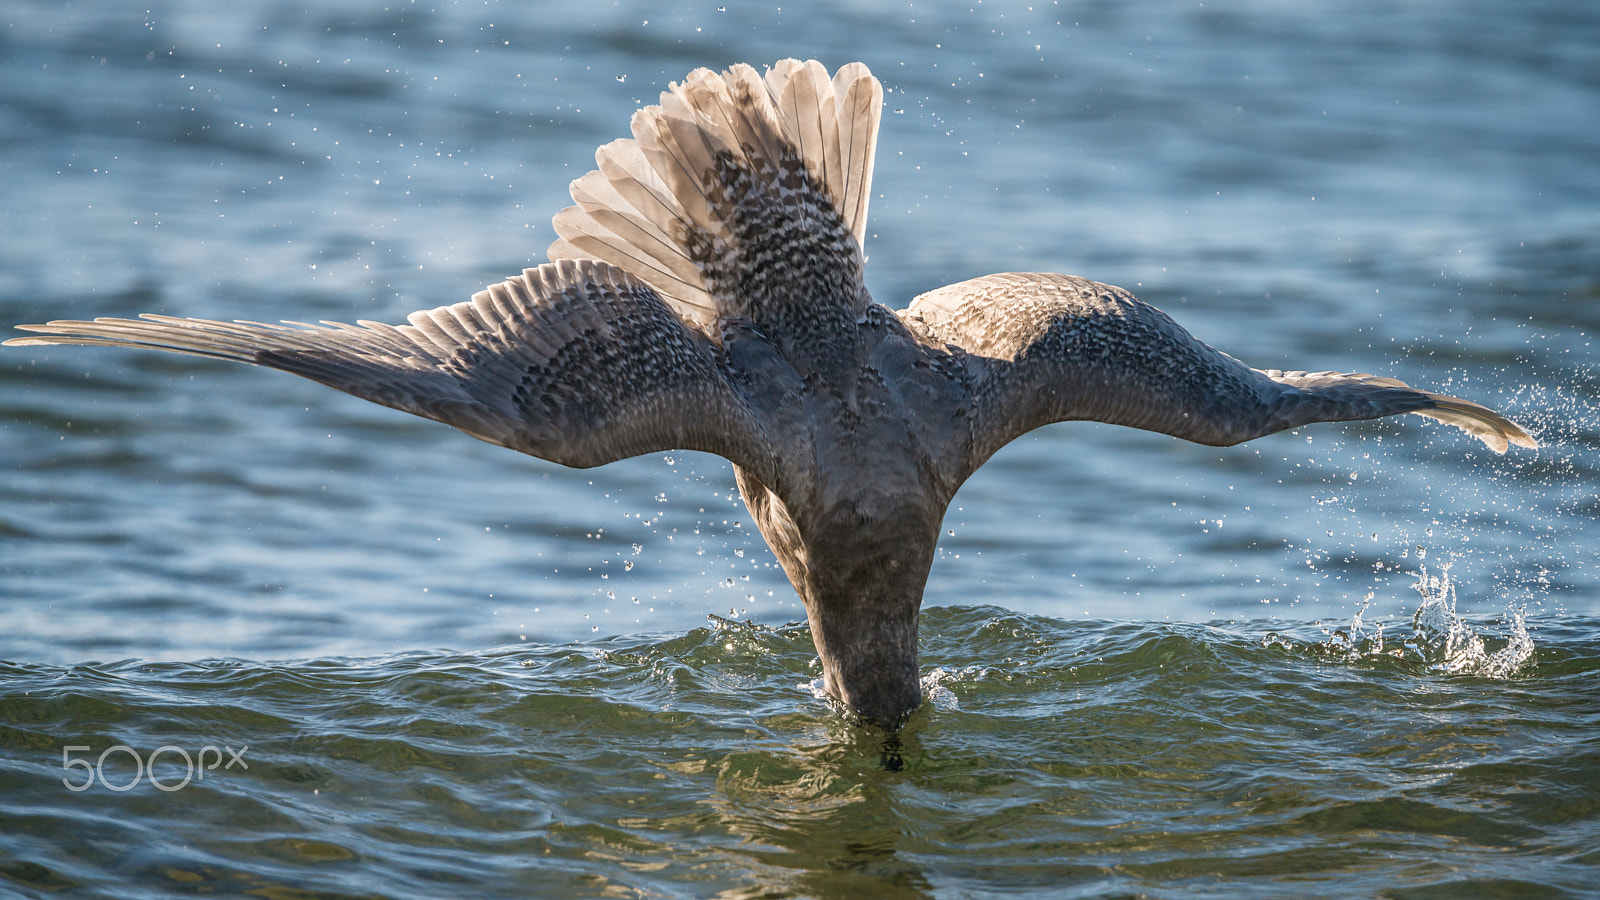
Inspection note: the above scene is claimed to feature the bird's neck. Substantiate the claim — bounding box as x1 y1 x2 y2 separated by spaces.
734 465 943 727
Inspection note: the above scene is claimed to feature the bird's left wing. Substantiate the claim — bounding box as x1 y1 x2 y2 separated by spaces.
900 272 1536 478
6 259 775 471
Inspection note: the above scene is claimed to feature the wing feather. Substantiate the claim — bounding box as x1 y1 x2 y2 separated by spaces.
7 259 775 472
901 272 1536 475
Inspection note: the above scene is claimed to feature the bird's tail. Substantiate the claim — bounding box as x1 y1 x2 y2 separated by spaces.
1263 370 1539 454
547 59 883 331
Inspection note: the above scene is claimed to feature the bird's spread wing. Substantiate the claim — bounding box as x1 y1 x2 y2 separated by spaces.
5 259 775 471
900 272 1537 475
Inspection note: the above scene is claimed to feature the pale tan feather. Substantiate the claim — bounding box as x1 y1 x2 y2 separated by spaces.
548 60 883 329
831 63 882 247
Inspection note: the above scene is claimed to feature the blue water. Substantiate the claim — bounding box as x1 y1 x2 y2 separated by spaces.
2 1 1597 897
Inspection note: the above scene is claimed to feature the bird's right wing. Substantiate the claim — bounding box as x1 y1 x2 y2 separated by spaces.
900 272 1536 478
6 259 776 472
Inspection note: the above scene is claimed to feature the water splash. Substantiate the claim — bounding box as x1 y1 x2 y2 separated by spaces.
800 675 830 703
1266 566 1535 678
1405 566 1535 678
800 666 983 716
1317 591 1392 659
920 666 989 712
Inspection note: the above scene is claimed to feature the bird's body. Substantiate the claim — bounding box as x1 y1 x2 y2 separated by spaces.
6 60 1536 727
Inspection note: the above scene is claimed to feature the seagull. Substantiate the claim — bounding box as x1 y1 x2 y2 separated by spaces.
6 60 1537 727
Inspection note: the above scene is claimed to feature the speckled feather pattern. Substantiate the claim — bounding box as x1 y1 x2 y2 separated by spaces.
7 261 777 475
904 271 1533 464
5 60 1537 726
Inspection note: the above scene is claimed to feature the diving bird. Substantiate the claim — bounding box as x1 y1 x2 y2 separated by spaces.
6 60 1537 727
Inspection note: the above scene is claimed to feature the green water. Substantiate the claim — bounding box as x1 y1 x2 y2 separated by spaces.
3 600 1594 899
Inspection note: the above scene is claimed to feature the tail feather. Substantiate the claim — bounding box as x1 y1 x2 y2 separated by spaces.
711 64 790 184
645 84 741 221
833 62 880 246
549 59 883 330
566 169 707 295
776 60 838 199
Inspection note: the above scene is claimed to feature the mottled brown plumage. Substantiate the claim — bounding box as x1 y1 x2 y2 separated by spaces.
6 60 1536 727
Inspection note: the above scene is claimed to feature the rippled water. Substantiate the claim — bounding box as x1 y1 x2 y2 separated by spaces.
4 597 1598 899
2 1 1597 897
